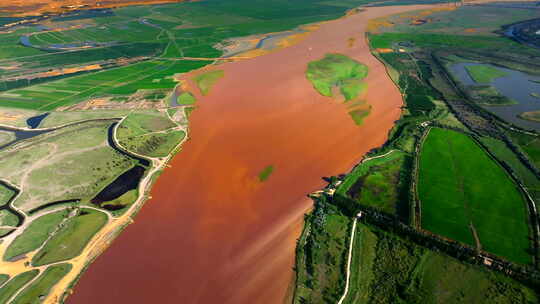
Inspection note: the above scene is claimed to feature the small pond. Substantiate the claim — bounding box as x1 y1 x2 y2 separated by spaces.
450 62 540 131
26 112 49 129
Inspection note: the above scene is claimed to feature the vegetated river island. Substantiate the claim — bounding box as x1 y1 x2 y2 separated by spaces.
68 4 434 304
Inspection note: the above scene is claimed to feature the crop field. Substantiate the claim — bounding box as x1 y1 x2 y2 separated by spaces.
337 151 411 220
418 128 531 264
0 60 207 110
341 223 538 304
464 65 508 83
306 53 368 101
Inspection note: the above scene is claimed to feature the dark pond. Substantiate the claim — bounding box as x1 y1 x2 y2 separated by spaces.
91 165 145 205
26 112 49 129
450 62 540 131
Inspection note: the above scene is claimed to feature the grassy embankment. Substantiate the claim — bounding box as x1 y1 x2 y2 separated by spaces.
306 53 370 125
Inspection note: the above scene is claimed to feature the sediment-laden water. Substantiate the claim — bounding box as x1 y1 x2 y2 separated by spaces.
68 5 431 304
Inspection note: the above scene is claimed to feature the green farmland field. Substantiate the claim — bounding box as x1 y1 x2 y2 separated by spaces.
337 150 410 220
418 128 531 264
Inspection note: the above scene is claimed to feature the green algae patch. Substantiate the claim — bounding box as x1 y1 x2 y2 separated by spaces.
348 107 371 126
259 165 274 182
194 70 224 95
306 53 368 101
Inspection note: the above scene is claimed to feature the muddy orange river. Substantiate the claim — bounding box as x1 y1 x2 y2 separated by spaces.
68 5 429 304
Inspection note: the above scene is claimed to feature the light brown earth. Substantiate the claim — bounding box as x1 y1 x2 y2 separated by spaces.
65 4 437 304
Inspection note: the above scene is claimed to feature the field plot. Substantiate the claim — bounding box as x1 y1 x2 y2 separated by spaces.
418 128 531 264
0 60 207 110
341 223 538 304
336 151 411 220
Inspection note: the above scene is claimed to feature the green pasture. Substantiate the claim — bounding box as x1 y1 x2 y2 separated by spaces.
418 128 531 264
32 209 108 266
